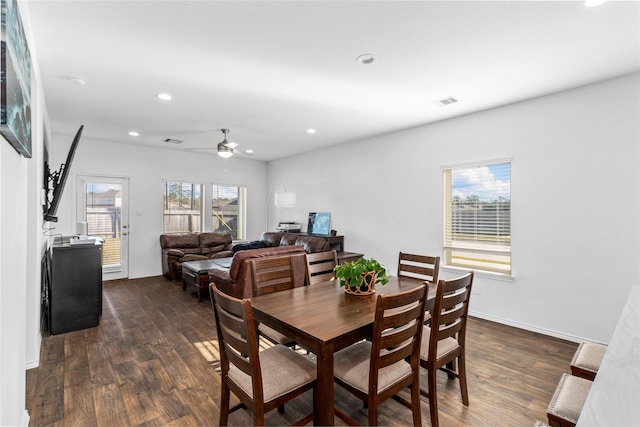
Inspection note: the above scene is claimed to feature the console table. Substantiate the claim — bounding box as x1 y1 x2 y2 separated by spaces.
279 232 363 264
46 241 103 335
280 232 344 252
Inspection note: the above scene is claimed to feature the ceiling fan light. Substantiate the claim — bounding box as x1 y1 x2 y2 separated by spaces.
217 142 233 158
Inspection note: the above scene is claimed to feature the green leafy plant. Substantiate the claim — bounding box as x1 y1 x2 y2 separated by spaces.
334 257 389 291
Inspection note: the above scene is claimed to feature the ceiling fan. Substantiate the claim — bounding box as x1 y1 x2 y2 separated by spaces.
183 128 251 158
216 129 237 158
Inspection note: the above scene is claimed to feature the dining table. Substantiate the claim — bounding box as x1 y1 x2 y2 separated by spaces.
249 276 437 426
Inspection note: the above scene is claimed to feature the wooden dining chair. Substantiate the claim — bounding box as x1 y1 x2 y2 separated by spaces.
250 256 298 347
398 252 440 284
419 272 474 427
398 252 440 325
209 284 316 426
333 284 428 426
304 250 338 285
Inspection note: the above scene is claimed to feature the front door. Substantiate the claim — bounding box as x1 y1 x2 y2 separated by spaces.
76 176 130 280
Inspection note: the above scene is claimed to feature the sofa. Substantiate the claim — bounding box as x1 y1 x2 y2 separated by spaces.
160 232 233 281
208 232 330 298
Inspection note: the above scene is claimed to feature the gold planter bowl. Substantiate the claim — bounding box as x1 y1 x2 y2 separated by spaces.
343 271 377 296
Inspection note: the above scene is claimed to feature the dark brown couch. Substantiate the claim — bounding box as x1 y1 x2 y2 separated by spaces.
160 232 233 281
208 232 330 298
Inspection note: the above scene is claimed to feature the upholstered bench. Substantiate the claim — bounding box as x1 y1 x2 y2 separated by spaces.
547 373 592 427
570 342 606 381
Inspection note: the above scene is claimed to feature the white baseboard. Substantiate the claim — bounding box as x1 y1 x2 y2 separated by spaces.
25 358 39 370
469 310 605 345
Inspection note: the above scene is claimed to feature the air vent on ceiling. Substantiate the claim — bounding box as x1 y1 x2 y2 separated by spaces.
163 138 183 144
432 97 459 107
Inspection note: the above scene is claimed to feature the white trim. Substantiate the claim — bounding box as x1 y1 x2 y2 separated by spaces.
441 264 514 282
469 311 607 345
441 156 513 171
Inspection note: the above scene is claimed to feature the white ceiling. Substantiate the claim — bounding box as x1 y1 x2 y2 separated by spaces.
26 1 640 161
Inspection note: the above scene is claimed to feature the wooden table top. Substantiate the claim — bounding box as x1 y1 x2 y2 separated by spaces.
250 276 435 349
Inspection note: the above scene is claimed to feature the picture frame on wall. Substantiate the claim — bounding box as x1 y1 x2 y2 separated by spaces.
1 0 32 158
307 212 331 235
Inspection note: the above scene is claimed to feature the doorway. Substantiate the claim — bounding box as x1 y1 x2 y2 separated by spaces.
77 176 129 280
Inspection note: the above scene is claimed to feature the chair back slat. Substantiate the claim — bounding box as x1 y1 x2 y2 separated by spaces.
305 251 338 285
370 285 427 377
398 252 440 283
251 256 297 296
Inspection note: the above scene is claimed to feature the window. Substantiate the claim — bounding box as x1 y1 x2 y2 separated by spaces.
163 181 203 233
212 184 246 240
443 160 511 275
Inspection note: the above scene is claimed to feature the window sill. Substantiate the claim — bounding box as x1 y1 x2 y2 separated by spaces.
441 265 514 282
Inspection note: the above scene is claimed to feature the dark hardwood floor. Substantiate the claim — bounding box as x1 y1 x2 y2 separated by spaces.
27 276 577 426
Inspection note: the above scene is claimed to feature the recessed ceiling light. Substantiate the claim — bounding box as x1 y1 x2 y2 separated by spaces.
584 0 608 7
128 131 139 136
356 54 376 65
245 149 254 154
306 128 316 134
157 93 172 101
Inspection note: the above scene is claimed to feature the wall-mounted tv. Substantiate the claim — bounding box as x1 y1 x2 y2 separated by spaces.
43 125 83 222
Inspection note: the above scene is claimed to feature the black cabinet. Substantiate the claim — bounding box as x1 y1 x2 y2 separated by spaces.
47 242 103 335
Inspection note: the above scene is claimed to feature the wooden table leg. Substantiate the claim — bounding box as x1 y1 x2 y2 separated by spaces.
315 343 335 426
198 273 208 302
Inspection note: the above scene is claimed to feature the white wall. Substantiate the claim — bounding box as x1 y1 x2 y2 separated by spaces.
49 138 267 278
268 73 640 344
0 2 48 425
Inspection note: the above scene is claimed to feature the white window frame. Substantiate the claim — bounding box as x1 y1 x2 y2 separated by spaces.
442 159 512 276
162 181 204 234
211 183 246 240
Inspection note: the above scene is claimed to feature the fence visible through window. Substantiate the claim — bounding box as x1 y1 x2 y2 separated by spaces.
212 184 245 240
163 181 203 234
85 184 122 267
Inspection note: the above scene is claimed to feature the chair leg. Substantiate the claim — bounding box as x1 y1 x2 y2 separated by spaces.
367 395 378 426
219 381 230 426
458 353 469 406
428 367 439 427
277 404 285 414
411 375 423 427
254 407 265 426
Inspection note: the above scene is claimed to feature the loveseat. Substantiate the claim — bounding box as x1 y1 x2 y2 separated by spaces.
208 232 330 298
160 232 233 281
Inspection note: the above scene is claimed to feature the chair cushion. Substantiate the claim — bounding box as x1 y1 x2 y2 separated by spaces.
547 373 592 424
420 326 460 361
333 341 412 394
571 342 606 374
228 345 316 402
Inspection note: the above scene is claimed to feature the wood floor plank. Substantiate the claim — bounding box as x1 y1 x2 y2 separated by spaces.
27 275 578 426
63 381 97 426
92 383 130 427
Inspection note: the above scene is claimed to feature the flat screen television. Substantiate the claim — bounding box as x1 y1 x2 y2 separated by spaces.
43 125 83 222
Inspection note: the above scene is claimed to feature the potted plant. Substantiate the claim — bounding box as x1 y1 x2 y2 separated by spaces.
334 257 389 295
